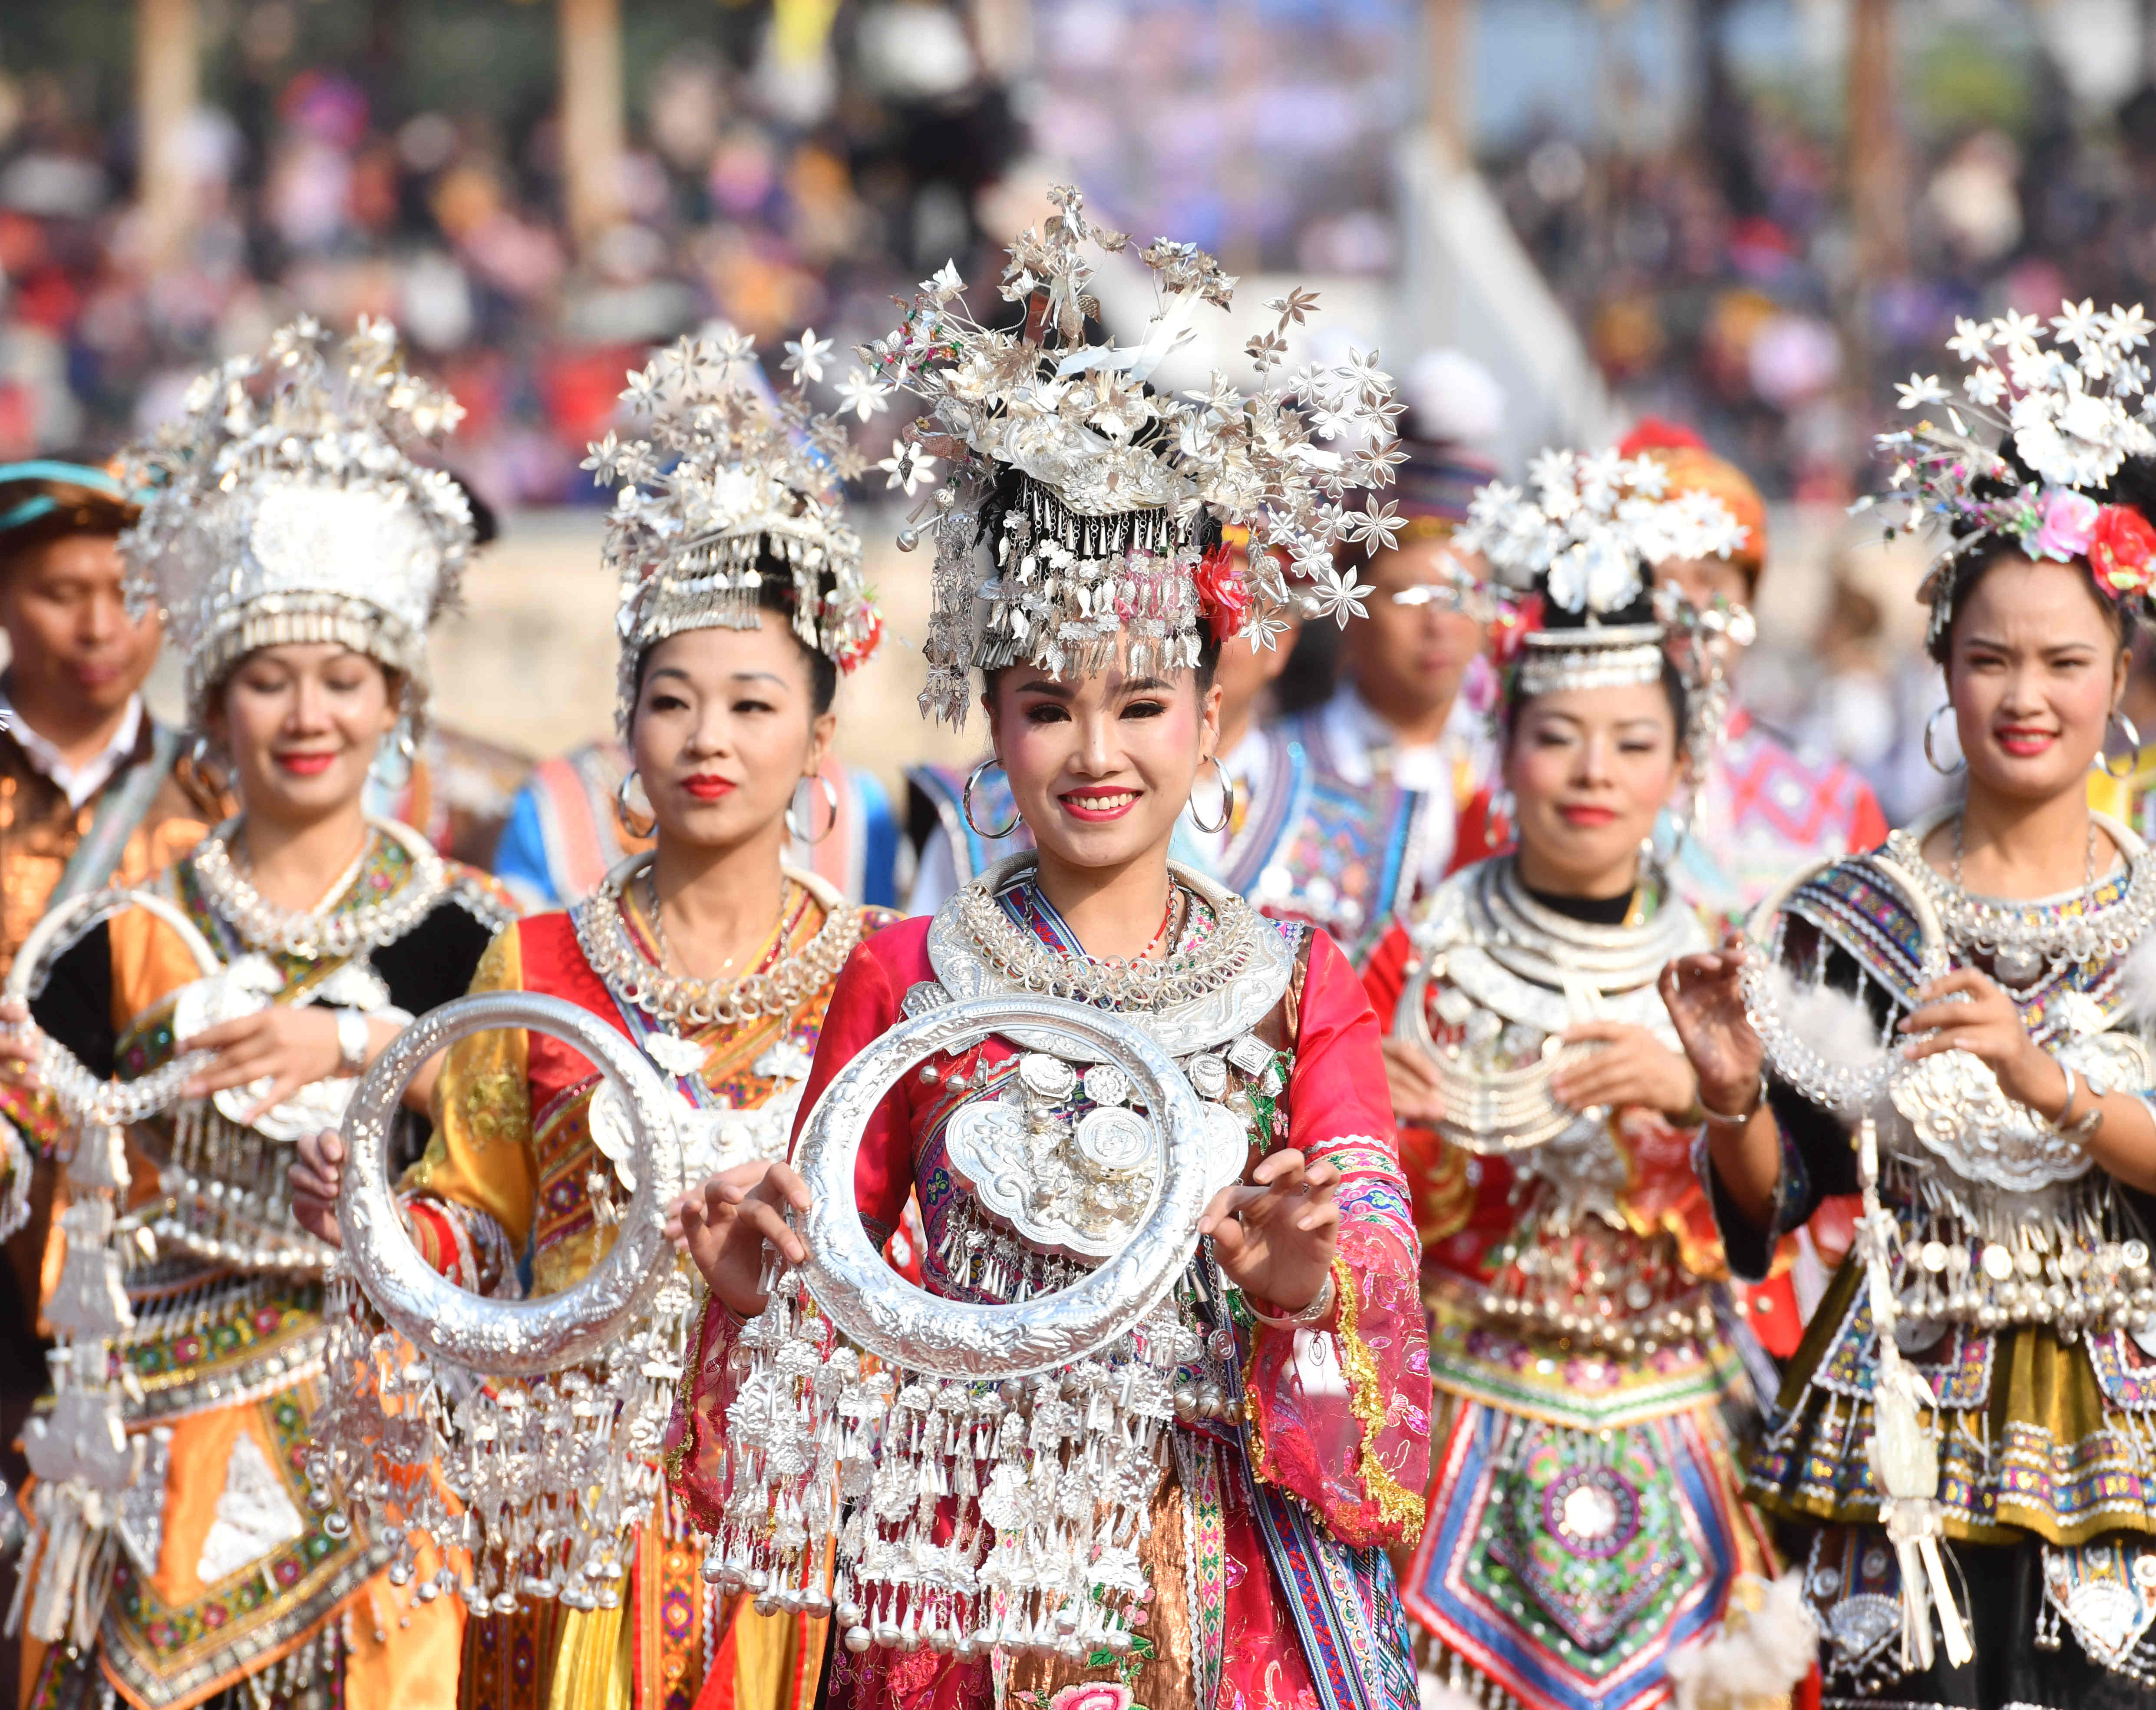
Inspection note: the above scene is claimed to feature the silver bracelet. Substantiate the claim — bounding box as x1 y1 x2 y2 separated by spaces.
1248 1270 1336 1329
1698 1075 1765 1126
333 1009 372 1076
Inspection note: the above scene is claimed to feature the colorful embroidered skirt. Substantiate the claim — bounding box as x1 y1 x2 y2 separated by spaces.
1751 1263 2156 1547
1403 1294 1774 1710
25 1371 461 1710
458 1486 822 1710
1753 1261 2156 1703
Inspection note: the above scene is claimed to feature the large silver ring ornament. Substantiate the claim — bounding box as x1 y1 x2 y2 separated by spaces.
338 992 687 1376
7 886 221 1005
792 994 1212 1380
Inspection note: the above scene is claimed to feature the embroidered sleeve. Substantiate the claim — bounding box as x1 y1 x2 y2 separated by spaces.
399 1194 521 1296
401 924 539 1257
0 1080 64 1166
1244 929 1429 1550
667 1291 746 1531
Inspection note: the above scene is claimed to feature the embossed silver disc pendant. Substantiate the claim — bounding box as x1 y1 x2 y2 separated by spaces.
710 993 1230 1665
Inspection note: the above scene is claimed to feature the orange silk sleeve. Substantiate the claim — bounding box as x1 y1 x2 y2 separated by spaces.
107 904 218 1031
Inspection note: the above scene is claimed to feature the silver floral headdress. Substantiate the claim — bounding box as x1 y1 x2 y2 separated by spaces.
862 186 1405 726
120 316 474 726
585 332 882 733
1862 300 2156 648
1463 446 1749 779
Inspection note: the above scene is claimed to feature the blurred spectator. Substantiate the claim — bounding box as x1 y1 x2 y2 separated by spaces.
0 0 1030 509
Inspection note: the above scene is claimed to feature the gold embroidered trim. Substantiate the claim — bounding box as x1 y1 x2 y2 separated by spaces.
1333 1253 1427 1536
460 1069 527 1144
1242 1356 1274 1486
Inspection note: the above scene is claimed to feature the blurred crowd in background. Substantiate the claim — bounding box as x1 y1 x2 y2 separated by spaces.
0 0 2151 824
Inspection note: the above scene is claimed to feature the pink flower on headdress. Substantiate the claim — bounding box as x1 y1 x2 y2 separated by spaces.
2091 504 2156 598
1489 593 1544 668
2031 487 2099 562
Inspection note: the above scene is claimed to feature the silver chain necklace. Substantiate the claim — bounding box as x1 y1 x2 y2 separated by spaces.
956 871 1261 1011
642 869 789 985
1893 806 2156 985
190 816 449 959
572 855 862 1028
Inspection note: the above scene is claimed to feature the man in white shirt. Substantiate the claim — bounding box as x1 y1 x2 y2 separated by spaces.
0 461 222 969
0 463 226 1611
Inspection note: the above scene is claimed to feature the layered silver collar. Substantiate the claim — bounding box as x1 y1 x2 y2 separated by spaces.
1409 856 1705 1039
919 855 1294 1061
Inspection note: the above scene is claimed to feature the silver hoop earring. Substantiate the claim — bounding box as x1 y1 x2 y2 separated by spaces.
369 720 417 790
961 757 1021 841
786 773 842 846
2103 709 2144 780
1488 786 1515 834
1185 754 1232 835
1923 703 1965 774
614 768 656 839
1638 808 1685 883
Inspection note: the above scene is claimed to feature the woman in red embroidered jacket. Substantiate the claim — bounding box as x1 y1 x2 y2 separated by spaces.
667 208 1428 1710
292 335 894 1710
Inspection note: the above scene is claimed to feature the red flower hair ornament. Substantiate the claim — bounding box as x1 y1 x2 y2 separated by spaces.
1192 545 1254 644
1488 593 1545 668
2090 504 2156 600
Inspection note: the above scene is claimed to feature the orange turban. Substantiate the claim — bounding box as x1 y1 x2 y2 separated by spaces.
1616 418 1767 589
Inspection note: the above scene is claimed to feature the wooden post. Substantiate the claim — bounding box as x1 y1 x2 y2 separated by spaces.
558 0 624 250
136 0 198 268
1848 0 1909 285
1428 0 1471 170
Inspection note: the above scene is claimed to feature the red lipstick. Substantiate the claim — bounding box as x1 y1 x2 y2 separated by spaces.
1995 725 2056 757
275 752 336 777
1060 787 1139 823
1559 804 1618 827
682 774 736 801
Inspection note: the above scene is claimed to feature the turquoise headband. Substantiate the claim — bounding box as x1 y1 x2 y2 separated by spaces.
0 459 134 536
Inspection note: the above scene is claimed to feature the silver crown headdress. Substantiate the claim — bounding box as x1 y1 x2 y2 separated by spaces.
585 332 882 734
863 186 1407 726
1462 446 1750 779
1862 300 2156 648
120 316 474 727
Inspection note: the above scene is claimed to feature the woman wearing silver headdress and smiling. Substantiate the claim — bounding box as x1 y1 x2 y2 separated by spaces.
1667 303 2156 1709
0 319 516 1710
290 330 899 1710
1363 450 1815 1710
667 193 1428 1710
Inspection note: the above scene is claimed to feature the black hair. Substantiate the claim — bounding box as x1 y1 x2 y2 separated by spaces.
1928 447 2153 666
0 496 133 579
1502 583 1688 741
631 552 838 716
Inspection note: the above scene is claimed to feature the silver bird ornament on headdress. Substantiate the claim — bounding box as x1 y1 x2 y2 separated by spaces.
863 185 1408 725
586 327 884 734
